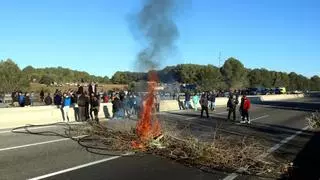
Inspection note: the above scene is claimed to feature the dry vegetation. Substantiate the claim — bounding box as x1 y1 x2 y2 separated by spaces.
306 111 320 129
68 120 287 178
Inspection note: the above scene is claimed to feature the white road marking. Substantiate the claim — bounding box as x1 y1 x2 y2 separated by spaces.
250 115 270 122
28 156 121 180
0 126 56 134
215 111 228 115
223 126 309 180
0 121 89 134
0 135 87 152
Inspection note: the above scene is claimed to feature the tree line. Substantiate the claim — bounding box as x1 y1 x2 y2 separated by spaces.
0 58 319 93
112 57 320 91
0 59 111 93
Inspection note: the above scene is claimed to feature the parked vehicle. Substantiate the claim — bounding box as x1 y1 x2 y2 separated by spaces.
275 87 287 94
247 88 267 95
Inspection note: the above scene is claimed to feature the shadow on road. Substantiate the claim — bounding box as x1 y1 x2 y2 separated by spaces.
280 131 320 180
163 112 312 145
250 97 320 112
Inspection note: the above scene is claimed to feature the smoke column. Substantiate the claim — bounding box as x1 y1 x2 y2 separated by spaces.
129 0 181 146
130 0 180 70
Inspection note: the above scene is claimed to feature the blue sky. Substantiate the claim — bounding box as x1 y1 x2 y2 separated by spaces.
0 0 319 78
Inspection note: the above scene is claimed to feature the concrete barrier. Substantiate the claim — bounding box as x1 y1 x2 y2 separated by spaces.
260 94 304 102
0 104 113 129
0 94 305 129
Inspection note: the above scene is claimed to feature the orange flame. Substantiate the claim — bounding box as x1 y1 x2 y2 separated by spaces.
132 71 162 149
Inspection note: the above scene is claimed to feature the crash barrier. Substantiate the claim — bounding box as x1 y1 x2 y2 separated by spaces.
0 104 113 129
0 94 304 130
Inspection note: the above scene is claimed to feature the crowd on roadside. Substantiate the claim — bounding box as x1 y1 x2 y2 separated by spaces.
46 82 161 123
11 91 35 107
176 90 251 124
10 83 252 124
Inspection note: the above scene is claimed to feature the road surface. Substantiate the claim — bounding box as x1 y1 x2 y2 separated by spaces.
0 97 319 180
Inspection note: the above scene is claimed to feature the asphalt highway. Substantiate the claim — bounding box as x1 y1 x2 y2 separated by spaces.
0 97 319 180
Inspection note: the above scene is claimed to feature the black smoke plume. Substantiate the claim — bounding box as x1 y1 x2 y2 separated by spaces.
130 0 180 71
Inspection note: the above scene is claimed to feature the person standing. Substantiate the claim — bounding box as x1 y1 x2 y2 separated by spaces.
199 93 209 118
177 94 185 110
240 95 251 124
40 89 45 102
44 93 53 105
25 92 31 107
71 92 80 122
239 95 245 120
54 90 62 108
18 92 25 107
227 95 236 121
209 92 216 111
90 93 100 123
88 82 98 95
192 93 199 111
77 92 87 121
184 91 191 109
155 93 161 112
61 92 71 122
84 91 90 120
112 94 122 119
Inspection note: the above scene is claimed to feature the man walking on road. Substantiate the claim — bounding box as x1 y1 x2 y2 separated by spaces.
240 95 251 124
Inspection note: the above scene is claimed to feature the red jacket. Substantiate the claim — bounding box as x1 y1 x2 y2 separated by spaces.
243 98 251 110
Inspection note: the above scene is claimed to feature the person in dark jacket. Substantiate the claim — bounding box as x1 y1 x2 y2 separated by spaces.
112 95 123 119
77 84 84 95
77 92 87 121
200 93 209 118
40 89 45 102
239 95 245 119
177 94 185 110
54 91 62 108
209 92 216 111
185 91 191 109
227 95 236 121
44 93 53 105
90 93 100 123
88 82 98 95
24 92 31 106
84 91 90 120
71 92 80 121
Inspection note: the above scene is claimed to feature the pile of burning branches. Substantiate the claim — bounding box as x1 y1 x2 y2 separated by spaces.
68 75 286 178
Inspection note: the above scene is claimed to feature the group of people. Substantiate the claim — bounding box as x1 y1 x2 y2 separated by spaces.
55 82 101 123
177 91 216 112
176 91 251 123
11 91 34 107
110 91 160 119
227 94 251 124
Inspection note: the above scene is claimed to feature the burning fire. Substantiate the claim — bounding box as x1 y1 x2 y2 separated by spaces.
132 71 161 149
